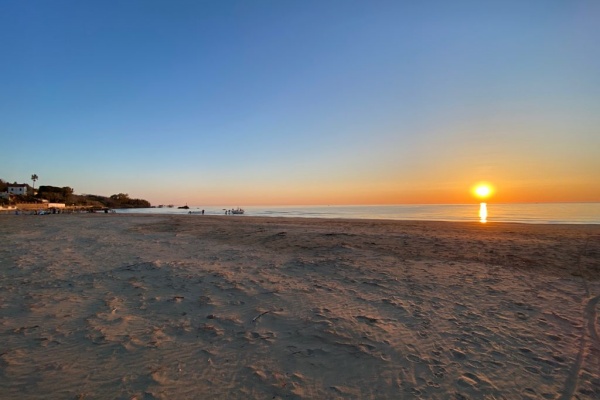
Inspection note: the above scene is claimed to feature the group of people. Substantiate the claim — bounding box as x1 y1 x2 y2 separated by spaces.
185 209 244 215
15 208 63 215
224 208 244 215
188 210 205 215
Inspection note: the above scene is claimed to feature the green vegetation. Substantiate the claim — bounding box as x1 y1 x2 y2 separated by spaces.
0 178 151 209
73 193 151 209
37 185 74 203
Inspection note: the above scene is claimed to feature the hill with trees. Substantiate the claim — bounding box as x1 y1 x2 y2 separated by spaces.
0 178 151 209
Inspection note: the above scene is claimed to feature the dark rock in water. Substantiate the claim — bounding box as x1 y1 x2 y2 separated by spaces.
178 205 190 209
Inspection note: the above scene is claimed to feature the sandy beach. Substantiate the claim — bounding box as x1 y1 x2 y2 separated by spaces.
1 214 599 399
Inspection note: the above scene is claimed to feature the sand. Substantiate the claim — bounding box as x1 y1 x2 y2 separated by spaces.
1 214 599 399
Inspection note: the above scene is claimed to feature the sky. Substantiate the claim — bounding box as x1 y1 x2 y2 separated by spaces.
1 0 599 206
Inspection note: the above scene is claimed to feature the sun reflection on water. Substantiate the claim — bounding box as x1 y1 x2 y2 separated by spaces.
479 202 487 223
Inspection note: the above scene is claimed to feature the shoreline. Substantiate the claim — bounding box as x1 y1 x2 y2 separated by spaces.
5 201 600 224
113 202 600 225
1 214 599 398
6 210 600 227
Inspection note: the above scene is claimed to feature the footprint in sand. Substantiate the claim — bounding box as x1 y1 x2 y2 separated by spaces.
456 372 481 388
406 354 423 363
524 366 540 374
432 365 446 378
451 349 467 360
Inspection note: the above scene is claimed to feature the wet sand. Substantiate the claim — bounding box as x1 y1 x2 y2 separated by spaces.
1 214 599 399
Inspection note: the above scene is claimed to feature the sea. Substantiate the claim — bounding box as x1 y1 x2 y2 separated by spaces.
115 203 600 224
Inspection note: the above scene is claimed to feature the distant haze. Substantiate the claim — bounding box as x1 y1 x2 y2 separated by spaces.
2 1 599 206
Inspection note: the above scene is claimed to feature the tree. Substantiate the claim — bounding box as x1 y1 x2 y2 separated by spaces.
36 186 75 203
31 174 38 194
110 193 130 202
63 186 74 202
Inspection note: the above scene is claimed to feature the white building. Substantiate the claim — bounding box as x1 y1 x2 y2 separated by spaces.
7 184 29 195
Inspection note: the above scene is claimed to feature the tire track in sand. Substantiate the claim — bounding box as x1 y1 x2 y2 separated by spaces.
557 235 600 400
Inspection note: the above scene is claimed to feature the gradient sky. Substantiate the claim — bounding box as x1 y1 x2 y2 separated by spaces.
1 0 599 206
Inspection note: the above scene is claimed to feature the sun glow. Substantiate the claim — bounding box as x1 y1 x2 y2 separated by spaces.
473 183 493 200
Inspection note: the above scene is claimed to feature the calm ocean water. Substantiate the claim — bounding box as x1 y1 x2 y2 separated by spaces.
115 203 600 224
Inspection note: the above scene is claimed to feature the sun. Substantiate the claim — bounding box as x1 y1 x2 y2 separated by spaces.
473 183 493 200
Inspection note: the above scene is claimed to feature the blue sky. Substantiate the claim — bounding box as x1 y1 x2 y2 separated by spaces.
1 0 599 205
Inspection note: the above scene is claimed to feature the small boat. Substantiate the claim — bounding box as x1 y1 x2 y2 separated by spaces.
230 208 244 215
178 205 190 209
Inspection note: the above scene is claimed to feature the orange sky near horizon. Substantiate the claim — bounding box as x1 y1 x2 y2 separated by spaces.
148 175 599 206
